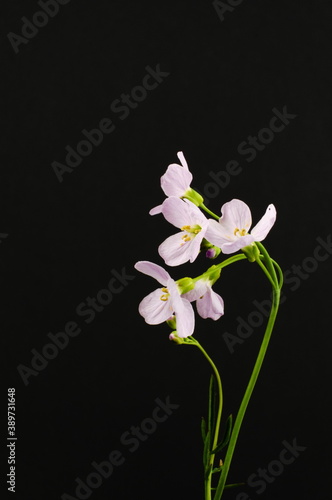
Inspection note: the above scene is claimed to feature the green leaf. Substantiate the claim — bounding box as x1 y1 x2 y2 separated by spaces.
208 374 218 437
201 417 207 442
224 482 246 489
211 414 233 454
203 430 211 467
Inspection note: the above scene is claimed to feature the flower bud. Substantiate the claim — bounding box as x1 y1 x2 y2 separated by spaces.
166 316 177 330
206 246 221 259
169 332 184 344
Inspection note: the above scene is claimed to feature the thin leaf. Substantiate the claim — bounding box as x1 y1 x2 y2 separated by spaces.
208 374 218 437
224 482 246 489
203 430 211 467
211 414 233 454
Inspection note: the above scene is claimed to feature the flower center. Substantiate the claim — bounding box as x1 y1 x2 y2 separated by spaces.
234 227 247 237
180 224 202 245
160 287 170 301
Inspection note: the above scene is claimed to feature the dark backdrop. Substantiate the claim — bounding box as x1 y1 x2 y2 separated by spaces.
2 1 332 499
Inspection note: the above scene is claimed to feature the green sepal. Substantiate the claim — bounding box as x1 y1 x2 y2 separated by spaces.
176 277 195 294
205 264 221 285
183 188 204 206
241 242 260 262
166 316 176 329
212 466 223 474
211 414 233 454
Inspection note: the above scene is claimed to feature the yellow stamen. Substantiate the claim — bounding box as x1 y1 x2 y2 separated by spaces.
160 295 168 301
234 227 247 236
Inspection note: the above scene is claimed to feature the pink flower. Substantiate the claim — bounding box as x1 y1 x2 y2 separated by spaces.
150 152 193 215
205 199 276 254
134 261 195 338
184 278 224 321
157 197 209 266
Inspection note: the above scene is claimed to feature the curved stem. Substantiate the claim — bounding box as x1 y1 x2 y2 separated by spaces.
187 337 223 500
200 203 220 221
213 250 282 500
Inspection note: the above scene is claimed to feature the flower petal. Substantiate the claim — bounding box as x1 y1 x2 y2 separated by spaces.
149 204 163 215
251 204 276 241
205 219 233 247
134 261 170 285
220 234 255 254
160 164 193 197
138 288 174 324
177 151 189 170
161 197 195 228
220 199 252 235
168 279 195 338
183 279 209 302
196 288 224 321
158 232 194 267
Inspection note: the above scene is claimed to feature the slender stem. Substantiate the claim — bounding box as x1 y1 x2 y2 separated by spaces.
193 254 247 283
271 258 284 288
256 256 276 288
187 338 223 500
200 203 220 221
256 242 278 286
213 251 282 500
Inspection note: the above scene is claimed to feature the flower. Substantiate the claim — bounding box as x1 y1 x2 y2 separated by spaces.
184 278 224 321
134 261 195 338
205 199 276 254
157 197 209 266
150 152 203 215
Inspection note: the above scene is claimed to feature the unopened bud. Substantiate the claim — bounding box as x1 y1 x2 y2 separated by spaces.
206 246 221 259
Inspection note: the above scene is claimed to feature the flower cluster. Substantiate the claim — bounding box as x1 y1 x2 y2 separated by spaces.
135 152 276 339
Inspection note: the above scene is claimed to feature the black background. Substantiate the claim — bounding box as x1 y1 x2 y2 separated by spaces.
2 1 332 499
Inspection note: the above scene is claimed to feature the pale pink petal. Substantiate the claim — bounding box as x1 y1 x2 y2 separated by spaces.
251 204 276 241
196 288 224 321
160 164 193 197
205 219 233 247
149 204 163 215
134 261 170 285
168 279 195 338
138 289 174 324
220 235 255 254
161 197 195 228
219 199 252 235
158 232 194 267
177 151 189 170
183 279 209 302
187 227 206 263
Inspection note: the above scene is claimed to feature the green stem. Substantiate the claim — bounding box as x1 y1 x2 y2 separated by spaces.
200 203 220 221
193 254 247 283
187 338 223 500
213 251 282 500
